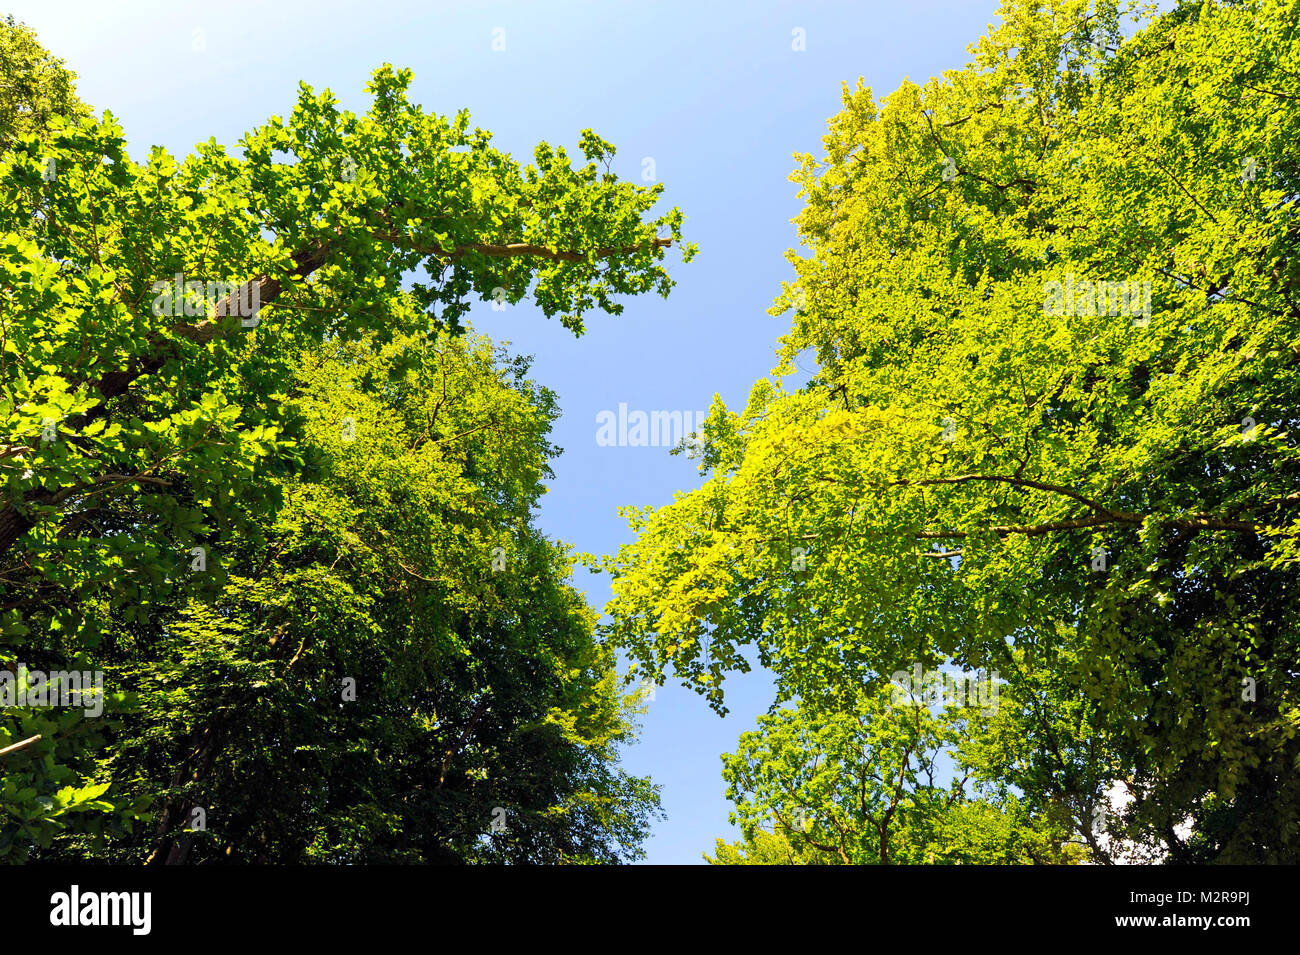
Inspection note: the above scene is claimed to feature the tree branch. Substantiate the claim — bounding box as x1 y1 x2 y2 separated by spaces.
0 733 42 759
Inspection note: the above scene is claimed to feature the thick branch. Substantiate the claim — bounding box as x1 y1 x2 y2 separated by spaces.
914 512 1260 539
888 473 1123 517
372 233 672 264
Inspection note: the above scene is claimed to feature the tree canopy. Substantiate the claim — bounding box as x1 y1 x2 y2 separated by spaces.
6 0 1298 867
0 15 89 145
0 18 691 863
608 0 1300 863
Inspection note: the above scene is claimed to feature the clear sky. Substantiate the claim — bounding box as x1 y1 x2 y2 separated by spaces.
10 0 1002 863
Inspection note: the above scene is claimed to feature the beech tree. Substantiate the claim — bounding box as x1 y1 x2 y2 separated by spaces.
42 323 662 864
606 0 1300 862
1 23 691 861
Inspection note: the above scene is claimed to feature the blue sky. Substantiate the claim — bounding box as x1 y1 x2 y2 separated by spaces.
11 0 1002 863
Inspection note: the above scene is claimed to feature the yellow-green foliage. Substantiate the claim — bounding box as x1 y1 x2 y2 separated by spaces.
606 0 1300 862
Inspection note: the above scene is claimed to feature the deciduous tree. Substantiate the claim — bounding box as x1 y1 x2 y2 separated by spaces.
606 0 1300 862
1 31 691 861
